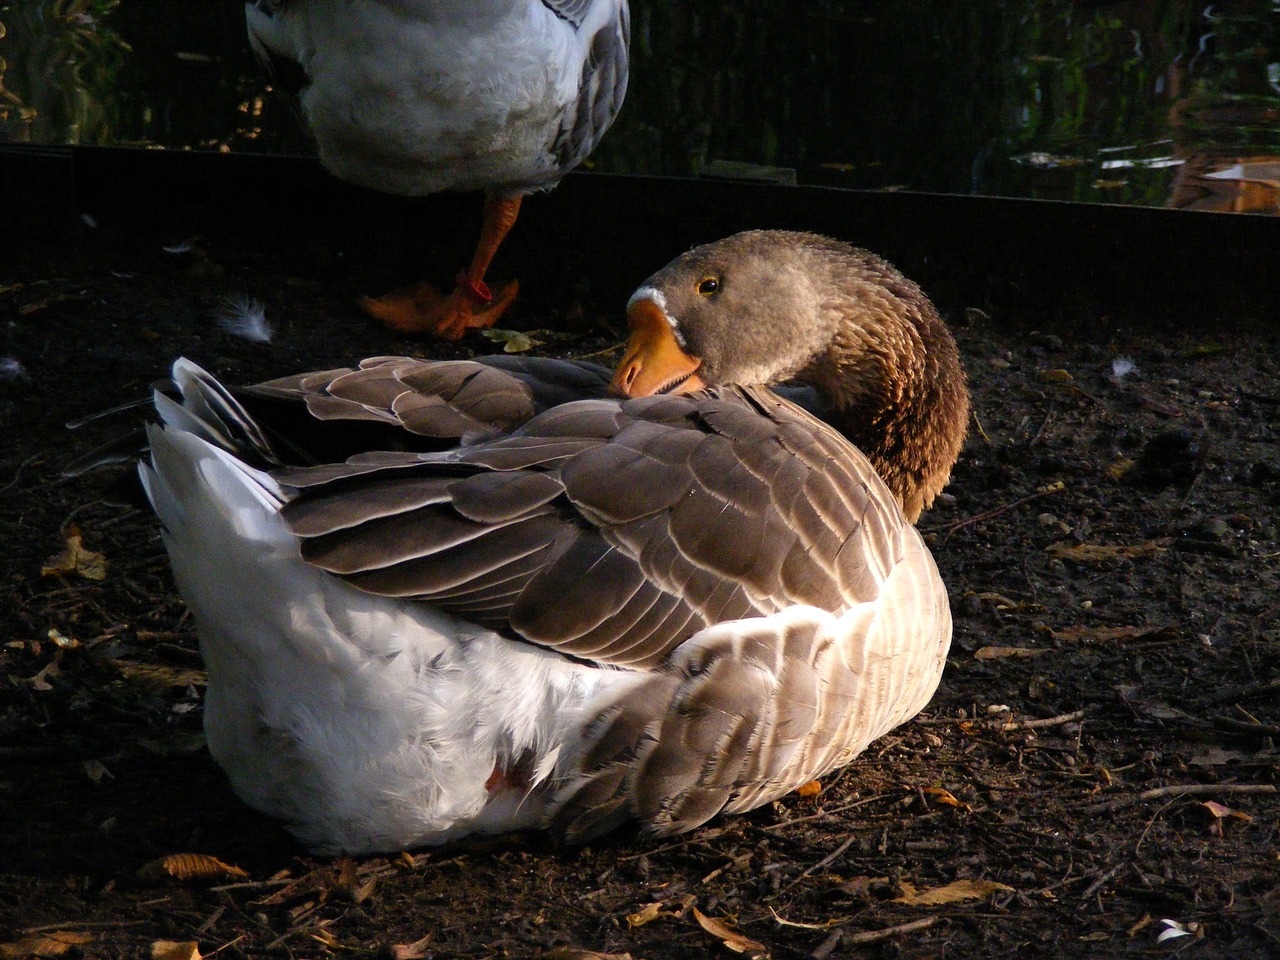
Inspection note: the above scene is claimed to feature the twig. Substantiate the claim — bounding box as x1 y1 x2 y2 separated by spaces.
760 792 894 832
779 836 856 894
1199 677 1280 706
1085 783 1277 815
1004 710 1086 731
0 454 42 496
569 341 626 362
23 920 148 933
809 929 843 960
930 483 1064 544
797 835 855 881
209 877 295 894
1079 863 1127 901
1214 717 1280 738
844 916 940 945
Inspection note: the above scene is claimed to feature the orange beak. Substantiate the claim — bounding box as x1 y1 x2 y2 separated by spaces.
610 298 706 398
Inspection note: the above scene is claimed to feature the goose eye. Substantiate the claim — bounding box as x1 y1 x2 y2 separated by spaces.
697 277 720 296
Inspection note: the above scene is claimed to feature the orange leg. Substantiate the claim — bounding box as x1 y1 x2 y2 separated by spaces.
360 191 523 339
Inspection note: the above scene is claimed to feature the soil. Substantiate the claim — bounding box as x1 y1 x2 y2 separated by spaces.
1 218 1278 960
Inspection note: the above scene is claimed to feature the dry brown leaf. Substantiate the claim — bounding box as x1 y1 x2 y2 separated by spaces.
974 591 1020 609
893 878 1014 906
41 526 107 581
767 907 853 930
25 660 61 691
107 660 208 690
309 928 340 948
386 935 433 960
922 787 971 811
334 857 377 903
1107 457 1136 479
1202 800 1252 836
795 780 822 798
137 852 249 884
625 901 666 929
0 931 94 958
693 908 769 958
1036 368 1073 383
543 950 634 960
151 941 202 960
974 646 1046 660
1045 540 1167 562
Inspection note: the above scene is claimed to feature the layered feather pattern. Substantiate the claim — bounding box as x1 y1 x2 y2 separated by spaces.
128 231 965 852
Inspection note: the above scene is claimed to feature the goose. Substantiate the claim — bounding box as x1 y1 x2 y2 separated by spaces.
244 0 630 338
137 230 968 853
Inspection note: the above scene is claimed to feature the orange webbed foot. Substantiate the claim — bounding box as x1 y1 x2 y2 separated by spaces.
360 277 519 340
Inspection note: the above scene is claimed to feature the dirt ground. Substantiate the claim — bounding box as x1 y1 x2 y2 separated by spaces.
1 216 1278 960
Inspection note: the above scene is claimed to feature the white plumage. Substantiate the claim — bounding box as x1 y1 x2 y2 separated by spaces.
133 232 967 853
245 0 631 337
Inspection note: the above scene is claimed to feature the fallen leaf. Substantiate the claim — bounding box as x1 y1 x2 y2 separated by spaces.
974 591 1020 609
151 941 202 960
107 660 208 690
386 935 433 960
693 908 769 958
334 857 377 903
1045 541 1167 562
1188 747 1252 767
0 931 94 958
82 759 113 784
893 878 1014 906
309 928 340 948
767 907 853 930
625 901 666 929
137 853 249 884
1202 800 1252 836
46 628 79 650
543 950 634 960
795 780 822 798
1127 913 1155 937
41 526 107 580
1107 457 1136 479
1156 919 1199 943
26 660 61 691
481 328 539 353
922 787 971 811
1036 368 1073 383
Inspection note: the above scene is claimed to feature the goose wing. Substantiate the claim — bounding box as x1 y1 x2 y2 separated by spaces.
257 362 902 670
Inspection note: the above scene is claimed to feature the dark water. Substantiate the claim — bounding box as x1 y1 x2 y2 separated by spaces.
2 0 1278 213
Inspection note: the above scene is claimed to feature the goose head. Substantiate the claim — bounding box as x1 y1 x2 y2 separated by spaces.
611 229 969 522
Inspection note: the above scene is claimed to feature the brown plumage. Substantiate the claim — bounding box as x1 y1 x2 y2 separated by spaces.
135 231 969 851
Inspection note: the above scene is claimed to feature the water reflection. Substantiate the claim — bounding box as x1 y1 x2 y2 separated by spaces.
0 0 1277 212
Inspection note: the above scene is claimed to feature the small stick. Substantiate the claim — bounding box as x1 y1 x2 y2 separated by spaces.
1079 863 1127 901
1214 717 1280 738
570 341 627 362
1085 782 1276 815
931 484 1063 543
1004 710 1086 731
1200 677 1280 706
844 917 940 945
797 835 856 881
778 836 857 895
23 920 148 933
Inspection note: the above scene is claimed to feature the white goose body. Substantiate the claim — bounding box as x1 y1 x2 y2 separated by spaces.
135 232 967 852
245 0 630 196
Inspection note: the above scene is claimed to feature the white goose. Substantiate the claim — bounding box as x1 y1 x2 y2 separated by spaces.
139 231 968 853
245 0 630 338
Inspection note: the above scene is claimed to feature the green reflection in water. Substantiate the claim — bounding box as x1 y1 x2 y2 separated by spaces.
1 0 1277 211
